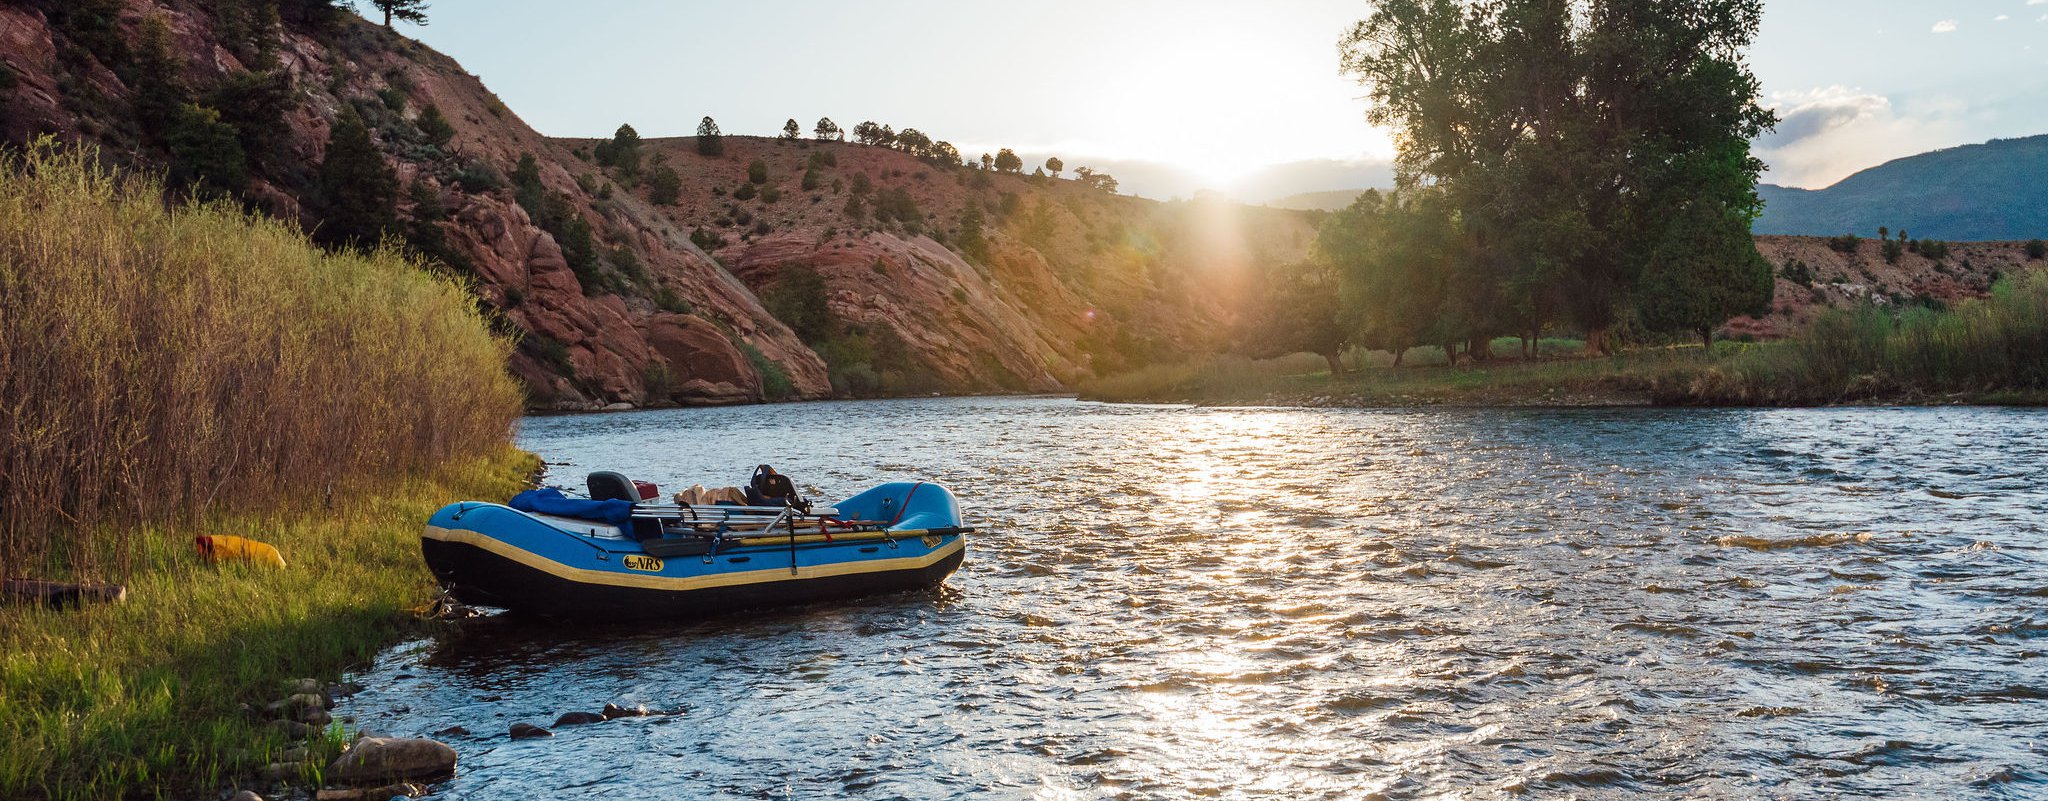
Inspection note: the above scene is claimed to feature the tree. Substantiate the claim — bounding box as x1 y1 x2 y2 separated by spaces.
164 103 248 198
781 118 802 140
595 123 642 176
1045 156 1063 179
1339 0 1775 355
930 141 961 166
1321 190 1464 366
695 116 724 157
1074 167 1118 194
852 121 885 145
415 103 454 147
956 202 989 264
314 110 397 250
894 128 932 157
993 148 1022 173
1634 201 1775 348
980 153 994 171
1243 259 1350 376
815 117 842 141
368 0 428 27
648 165 682 205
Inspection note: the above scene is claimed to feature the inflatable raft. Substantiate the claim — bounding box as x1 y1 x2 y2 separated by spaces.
421 473 969 618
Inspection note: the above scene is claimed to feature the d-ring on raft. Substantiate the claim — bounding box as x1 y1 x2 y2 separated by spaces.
421 472 970 619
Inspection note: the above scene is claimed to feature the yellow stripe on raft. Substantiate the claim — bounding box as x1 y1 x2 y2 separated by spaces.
421 525 963 592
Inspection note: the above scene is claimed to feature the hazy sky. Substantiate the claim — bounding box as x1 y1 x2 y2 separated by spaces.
401 1 2048 200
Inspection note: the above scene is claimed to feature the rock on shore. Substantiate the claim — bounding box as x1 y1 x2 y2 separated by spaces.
325 738 457 784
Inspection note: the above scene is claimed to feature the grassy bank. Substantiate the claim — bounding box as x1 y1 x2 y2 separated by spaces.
1079 342 1713 407
1081 272 2048 408
0 447 535 800
0 142 531 798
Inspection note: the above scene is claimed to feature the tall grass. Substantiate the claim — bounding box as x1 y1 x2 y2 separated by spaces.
1666 271 2048 404
0 141 524 578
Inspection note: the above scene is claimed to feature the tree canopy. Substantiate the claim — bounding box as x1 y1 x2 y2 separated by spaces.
993 148 1022 173
781 118 802 140
366 0 427 27
1335 0 1777 355
815 117 842 141
695 116 724 157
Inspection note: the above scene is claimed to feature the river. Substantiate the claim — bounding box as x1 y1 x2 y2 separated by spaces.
340 397 2048 799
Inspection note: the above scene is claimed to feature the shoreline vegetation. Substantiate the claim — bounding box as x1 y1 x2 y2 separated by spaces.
1080 271 2048 409
0 143 528 799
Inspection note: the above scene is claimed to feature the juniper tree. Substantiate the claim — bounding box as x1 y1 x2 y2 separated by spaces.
695 116 724 157
315 110 397 250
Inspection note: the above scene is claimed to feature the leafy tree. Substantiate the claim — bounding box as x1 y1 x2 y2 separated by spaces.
1321 190 1464 365
747 159 768 185
415 102 454 147
877 125 897 148
1634 202 1775 348
368 0 428 27
696 116 725 157
164 103 249 197
1074 166 1118 194
594 123 642 176
314 110 397 250
781 118 802 140
1243 259 1350 376
1339 0 1776 354
1045 156 1063 178
648 165 682 205
852 121 886 145
980 153 994 171
994 148 1022 173
895 128 932 157
930 141 961 166
815 117 842 141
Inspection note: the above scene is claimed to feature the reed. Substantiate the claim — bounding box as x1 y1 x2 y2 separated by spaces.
0 141 524 578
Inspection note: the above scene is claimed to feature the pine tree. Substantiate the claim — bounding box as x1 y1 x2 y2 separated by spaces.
695 116 724 157
814 117 842 141
781 118 802 140
994 148 1022 173
369 0 428 27
315 110 397 250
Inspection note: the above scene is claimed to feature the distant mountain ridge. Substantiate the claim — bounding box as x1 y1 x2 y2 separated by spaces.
1755 135 2048 241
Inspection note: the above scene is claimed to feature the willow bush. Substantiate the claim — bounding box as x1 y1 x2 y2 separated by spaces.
0 141 522 578
1666 271 2048 404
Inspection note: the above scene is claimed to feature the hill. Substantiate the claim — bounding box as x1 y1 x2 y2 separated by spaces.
1755 135 2048 241
1265 189 1368 212
0 0 1317 409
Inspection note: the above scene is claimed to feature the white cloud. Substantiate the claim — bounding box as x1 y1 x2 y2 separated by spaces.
1931 19 1959 33
1995 14 2010 21
1754 87 1966 188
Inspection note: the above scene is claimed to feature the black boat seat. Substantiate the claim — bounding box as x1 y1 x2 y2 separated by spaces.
587 471 639 502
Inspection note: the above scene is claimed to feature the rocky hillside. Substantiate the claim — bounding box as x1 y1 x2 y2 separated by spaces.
0 0 1316 409
1756 134 2048 242
1728 236 2045 339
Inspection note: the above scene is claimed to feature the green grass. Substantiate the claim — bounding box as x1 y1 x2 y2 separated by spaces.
0 447 537 801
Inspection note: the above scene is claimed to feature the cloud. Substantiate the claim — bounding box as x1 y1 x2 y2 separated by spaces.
1931 19 1959 33
1753 87 1965 188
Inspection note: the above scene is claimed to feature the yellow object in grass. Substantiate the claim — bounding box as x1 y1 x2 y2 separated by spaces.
194 535 287 568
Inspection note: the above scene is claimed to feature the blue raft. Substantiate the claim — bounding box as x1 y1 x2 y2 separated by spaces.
421 479 969 619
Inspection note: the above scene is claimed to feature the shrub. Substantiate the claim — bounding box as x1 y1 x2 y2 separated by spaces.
752 219 772 236
451 160 504 192
654 287 692 314
733 183 757 201
761 186 782 204
1881 238 1904 264
741 342 796 400
1825 234 1861 254
2027 239 2046 260
747 159 768 185
648 165 681 205
415 102 454 146
164 103 249 197
801 166 821 191
689 226 725 251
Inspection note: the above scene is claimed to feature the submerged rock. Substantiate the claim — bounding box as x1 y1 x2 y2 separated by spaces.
431 725 469 737
553 711 604 727
325 737 457 784
315 784 424 801
601 703 650 719
508 723 553 739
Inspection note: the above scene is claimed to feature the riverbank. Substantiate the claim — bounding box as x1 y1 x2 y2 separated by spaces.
0 446 536 800
1081 271 2048 409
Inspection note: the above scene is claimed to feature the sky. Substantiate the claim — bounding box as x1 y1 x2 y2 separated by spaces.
399 1 2048 201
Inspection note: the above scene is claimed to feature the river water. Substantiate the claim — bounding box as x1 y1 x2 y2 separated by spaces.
341 397 2048 800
